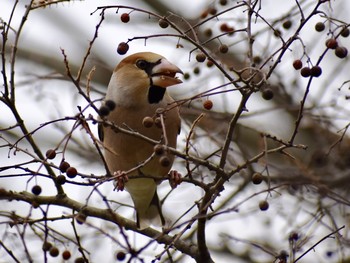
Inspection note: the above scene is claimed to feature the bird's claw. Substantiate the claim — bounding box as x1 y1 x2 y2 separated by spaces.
113 171 128 191
169 170 182 189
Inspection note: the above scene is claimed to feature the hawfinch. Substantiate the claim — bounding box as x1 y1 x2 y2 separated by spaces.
98 52 182 229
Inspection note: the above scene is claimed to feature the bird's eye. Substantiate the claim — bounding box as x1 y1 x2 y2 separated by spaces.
136 60 148 70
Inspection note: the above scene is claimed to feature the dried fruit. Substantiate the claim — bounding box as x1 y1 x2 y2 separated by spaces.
62 250 71 260
66 167 78 178
335 46 348 58
300 67 311 77
252 172 263 184
325 38 338 49
142 116 154 128
203 99 213 110
219 44 229 53
49 246 59 257
259 200 269 211
315 22 325 32
158 19 169 29
32 185 42 196
117 42 129 55
311 65 322 77
59 161 70 173
105 100 116 111
120 13 130 23
262 88 274 100
196 53 206 62
292 59 303 70
56 175 66 185
46 149 56 159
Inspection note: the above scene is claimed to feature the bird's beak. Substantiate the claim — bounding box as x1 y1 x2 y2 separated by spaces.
151 58 183 88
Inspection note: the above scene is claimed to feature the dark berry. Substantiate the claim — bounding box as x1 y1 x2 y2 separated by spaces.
325 38 338 49
193 67 200 74
117 42 129 55
292 59 303 70
66 167 78 178
49 246 59 257
341 27 350 38
315 22 325 32
219 0 227 5
42 242 53 251
204 28 213 37
259 200 269 211
183 72 190 80
154 144 165 155
56 175 66 185
62 250 71 260
59 161 70 173
75 257 85 263
252 172 263 184
208 7 217 15
311 66 322 77
98 105 110 116
282 20 292 30
289 231 299 241
46 149 56 159
32 185 42 196
300 67 311 77
120 13 130 23
219 44 229 53
335 46 348 58
142 116 154 128
105 100 116 111
116 251 126 261
159 155 171 167
196 53 206 62
75 213 87 224
262 88 274 100
158 19 169 29
206 60 214 67
154 117 162 128
273 29 281 37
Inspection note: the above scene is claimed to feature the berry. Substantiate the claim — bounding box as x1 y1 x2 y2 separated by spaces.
154 144 165 155
206 60 214 67
300 67 311 77
219 0 227 5
158 19 169 29
120 13 130 23
49 246 59 257
292 59 303 70
311 65 322 77
289 231 299 241
105 100 116 111
315 22 325 32
282 20 292 30
42 242 53 251
183 72 190 80
341 27 350 37
262 88 274 100
75 213 87 224
46 149 56 159
117 42 129 55
325 38 338 49
62 250 71 260
159 155 171 167
259 200 269 211
196 53 206 62
59 161 70 172
203 99 213 110
66 167 78 178
75 257 85 263
154 117 162 128
116 251 126 261
193 67 200 74
335 46 348 58
219 44 229 53
220 23 230 32
204 28 213 37
273 29 281 37
253 56 262 65
252 172 263 184
208 7 217 15
56 175 66 185
142 116 154 128
98 105 110 117
32 185 42 196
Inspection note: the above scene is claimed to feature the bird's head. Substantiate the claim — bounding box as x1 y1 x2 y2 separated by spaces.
107 52 183 106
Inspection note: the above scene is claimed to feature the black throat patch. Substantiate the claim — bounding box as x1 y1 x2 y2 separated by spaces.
148 85 166 104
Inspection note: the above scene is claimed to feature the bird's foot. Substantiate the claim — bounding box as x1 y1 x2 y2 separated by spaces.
168 170 182 189
113 171 128 191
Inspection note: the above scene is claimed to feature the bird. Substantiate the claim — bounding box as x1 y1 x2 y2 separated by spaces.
98 52 182 229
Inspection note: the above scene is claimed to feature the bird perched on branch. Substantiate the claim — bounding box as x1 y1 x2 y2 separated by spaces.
98 52 182 229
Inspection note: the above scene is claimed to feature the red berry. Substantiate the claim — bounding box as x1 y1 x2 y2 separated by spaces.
46 149 56 159
66 167 78 178
62 250 71 260
325 38 338 49
292 59 303 70
117 42 129 55
203 99 213 110
120 13 130 23
300 67 311 78
59 161 70 173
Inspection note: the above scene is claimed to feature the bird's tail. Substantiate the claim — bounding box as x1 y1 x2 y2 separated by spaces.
136 190 165 229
